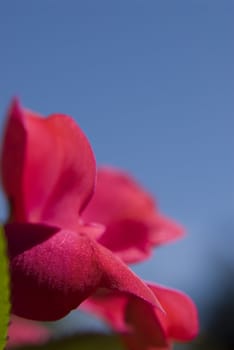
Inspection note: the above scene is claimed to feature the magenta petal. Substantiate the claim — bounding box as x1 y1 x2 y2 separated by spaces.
126 284 198 346
83 167 157 225
148 284 199 341
6 222 104 320
6 223 159 321
7 315 50 348
83 167 184 264
1 99 27 220
82 293 129 332
1 99 96 228
95 243 161 309
126 296 168 348
149 215 184 246
97 220 154 264
83 284 198 349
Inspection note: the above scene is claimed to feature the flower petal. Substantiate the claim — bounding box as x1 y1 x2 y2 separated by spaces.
5 223 159 321
83 167 157 224
1 99 96 228
147 215 184 247
83 167 183 264
1 99 27 221
126 296 168 348
97 220 155 264
126 284 198 345
83 283 198 349
7 315 50 348
96 243 160 311
148 284 199 341
83 292 166 348
82 292 129 332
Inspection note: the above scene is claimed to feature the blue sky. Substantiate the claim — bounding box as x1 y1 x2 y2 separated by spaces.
0 0 233 315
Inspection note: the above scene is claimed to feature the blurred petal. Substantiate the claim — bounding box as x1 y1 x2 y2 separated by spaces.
84 283 198 349
82 292 129 332
126 296 167 348
1 99 96 228
7 315 50 348
97 220 156 264
148 284 199 341
83 167 183 263
83 167 156 224
83 294 169 350
147 215 184 246
84 292 167 347
5 223 159 321
123 334 172 350
126 283 198 347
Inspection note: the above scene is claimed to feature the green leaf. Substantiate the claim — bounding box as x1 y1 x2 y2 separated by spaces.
18 333 125 350
0 226 10 350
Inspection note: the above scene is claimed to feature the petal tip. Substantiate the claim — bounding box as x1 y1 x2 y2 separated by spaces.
8 97 24 122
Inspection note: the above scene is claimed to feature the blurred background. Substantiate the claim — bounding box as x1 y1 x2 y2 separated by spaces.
0 1 233 349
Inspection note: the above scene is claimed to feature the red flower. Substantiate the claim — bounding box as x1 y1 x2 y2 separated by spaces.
1 99 159 321
2 99 198 349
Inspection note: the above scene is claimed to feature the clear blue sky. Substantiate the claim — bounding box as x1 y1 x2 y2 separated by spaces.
0 0 233 314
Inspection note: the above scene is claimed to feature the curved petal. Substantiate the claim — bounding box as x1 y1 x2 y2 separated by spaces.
148 284 199 341
83 167 157 224
1 99 96 228
83 283 198 349
126 283 198 346
84 292 167 347
97 220 156 264
96 245 160 312
81 292 129 332
126 296 168 348
5 223 159 321
7 315 50 348
147 215 184 247
83 167 183 264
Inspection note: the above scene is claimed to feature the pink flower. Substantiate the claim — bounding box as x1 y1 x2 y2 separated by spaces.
1 99 159 321
7 316 50 348
1 98 198 349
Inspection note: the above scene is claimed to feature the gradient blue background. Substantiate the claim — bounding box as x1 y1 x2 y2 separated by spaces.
0 0 233 331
